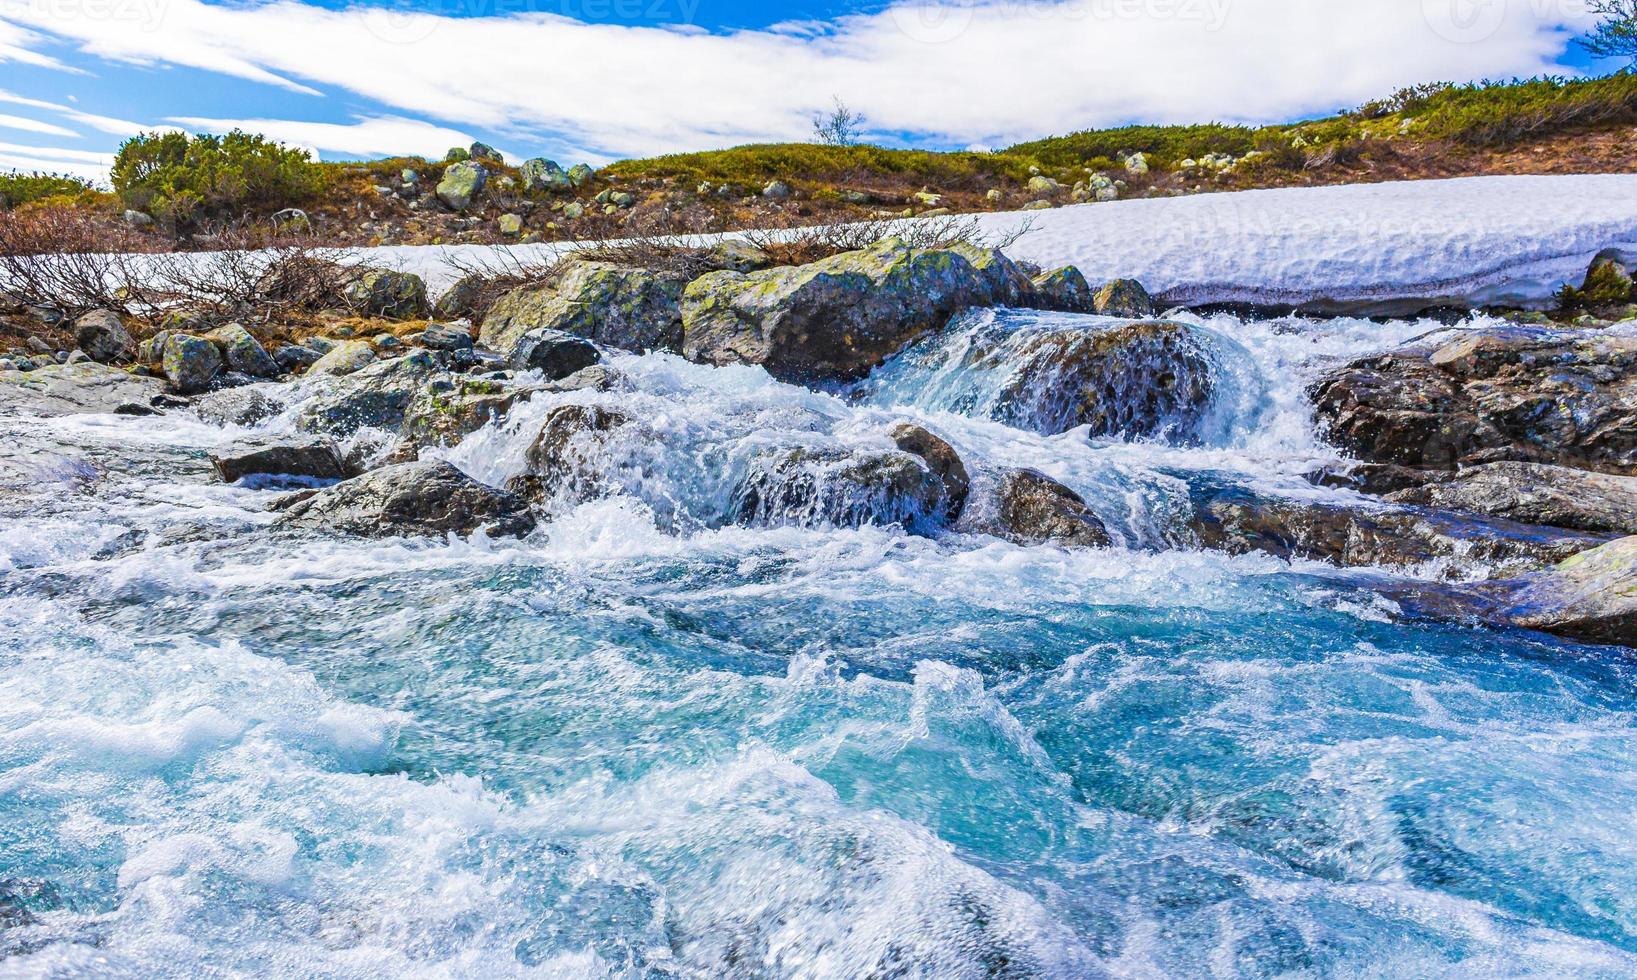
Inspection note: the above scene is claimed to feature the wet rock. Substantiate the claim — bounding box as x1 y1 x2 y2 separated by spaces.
733 445 949 534
680 237 1033 382
987 468 1110 548
299 350 441 437
1496 536 1637 646
1305 461 1447 496
208 323 279 378
1387 462 1637 536
510 329 600 378
1092 279 1156 318
480 260 687 357
987 320 1217 440
278 461 535 538
72 309 133 364
1187 484 1611 573
402 377 534 448
0 362 162 417
1311 326 1637 473
211 439 347 483
191 385 287 426
419 323 474 352
161 335 224 395
507 404 632 503
307 340 377 378
1029 266 1094 313
345 269 429 319
889 423 969 523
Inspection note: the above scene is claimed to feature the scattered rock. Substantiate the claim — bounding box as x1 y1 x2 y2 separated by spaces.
161 335 224 395
208 323 279 378
273 343 323 373
307 340 377 378
432 273 489 321
507 404 632 503
211 439 347 483
278 461 535 538
498 213 523 236
762 180 792 199
437 162 487 210
702 240 773 273
72 310 133 364
402 377 531 448
988 468 1110 548
344 269 429 319
419 323 474 352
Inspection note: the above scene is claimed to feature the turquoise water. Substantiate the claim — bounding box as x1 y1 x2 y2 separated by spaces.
3 310 1636 977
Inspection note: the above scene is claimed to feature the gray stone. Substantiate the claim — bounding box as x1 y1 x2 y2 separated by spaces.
437 162 487 210
0 362 162 417
510 329 600 379
307 340 377 378
278 461 535 538
161 335 224 395
273 343 323 373
73 310 133 364
211 439 347 483
1092 279 1156 318
988 469 1110 548
1496 536 1637 646
298 350 441 437
344 269 429 319
1388 462 1637 536
209 323 279 378
480 260 687 356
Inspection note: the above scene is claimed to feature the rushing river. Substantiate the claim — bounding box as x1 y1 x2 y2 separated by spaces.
3 308 1636 978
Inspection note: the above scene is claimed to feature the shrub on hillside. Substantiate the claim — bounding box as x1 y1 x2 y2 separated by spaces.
0 172 98 211
111 130 326 232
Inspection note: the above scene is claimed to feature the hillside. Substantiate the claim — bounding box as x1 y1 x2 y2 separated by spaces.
4 75 1637 251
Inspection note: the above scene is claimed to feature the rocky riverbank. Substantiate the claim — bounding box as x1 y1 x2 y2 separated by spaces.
2 237 1633 649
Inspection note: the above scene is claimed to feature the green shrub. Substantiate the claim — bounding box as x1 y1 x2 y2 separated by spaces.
1006 123 1261 170
1412 74 1637 145
605 142 1030 187
0 172 96 210
111 130 326 230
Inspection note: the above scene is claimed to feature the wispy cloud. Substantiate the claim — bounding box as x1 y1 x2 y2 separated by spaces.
0 0 1600 164
0 140 116 182
0 89 157 137
0 112 78 138
167 114 478 159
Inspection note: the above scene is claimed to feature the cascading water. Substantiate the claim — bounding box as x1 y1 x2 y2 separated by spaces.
4 306 1637 978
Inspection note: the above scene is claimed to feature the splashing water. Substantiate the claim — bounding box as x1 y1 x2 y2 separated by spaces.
4 308 1637 978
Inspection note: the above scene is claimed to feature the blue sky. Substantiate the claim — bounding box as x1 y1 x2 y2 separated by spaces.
0 0 1621 182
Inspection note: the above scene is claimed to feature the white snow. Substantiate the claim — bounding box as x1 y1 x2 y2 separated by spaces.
354 174 1637 313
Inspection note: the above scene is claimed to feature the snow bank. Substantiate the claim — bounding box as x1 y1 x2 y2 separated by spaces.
357 174 1637 313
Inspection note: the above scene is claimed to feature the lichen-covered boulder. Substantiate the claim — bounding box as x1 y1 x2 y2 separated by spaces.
208 323 279 378
986 469 1110 548
402 377 528 448
437 162 487 210
1092 279 1156 318
161 334 224 395
1029 267 1094 313
480 261 687 357
73 310 133 364
680 237 1033 383
307 340 377 378
344 269 429 319
278 461 535 538
298 350 440 436
520 158 571 192
1497 536 1637 646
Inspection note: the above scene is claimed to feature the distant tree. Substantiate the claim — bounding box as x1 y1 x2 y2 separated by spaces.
1580 0 1637 70
812 97 865 146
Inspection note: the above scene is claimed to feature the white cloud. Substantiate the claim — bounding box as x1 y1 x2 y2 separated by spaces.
0 0 1601 160
0 140 115 182
0 88 162 136
0 112 78 138
166 114 477 159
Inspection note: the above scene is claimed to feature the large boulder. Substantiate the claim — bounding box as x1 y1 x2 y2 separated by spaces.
398 370 620 449
278 461 535 538
1388 462 1637 536
210 439 347 483
161 334 224 395
1495 536 1637 646
506 403 633 505
298 350 441 437
192 385 287 426
889 423 969 524
437 162 487 210
1187 484 1612 573
732 445 951 534
984 468 1110 548
1092 279 1155 318
1029 267 1094 313
0 362 161 417
480 261 687 357
433 272 490 321
344 269 429 319
509 329 600 378
208 323 279 378
73 310 133 364
1311 327 1637 474
520 158 571 192
984 320 1218 440
679 237 1033 383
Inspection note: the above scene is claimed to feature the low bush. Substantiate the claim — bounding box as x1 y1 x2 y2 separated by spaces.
111 130 327 232
0 172 98 210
